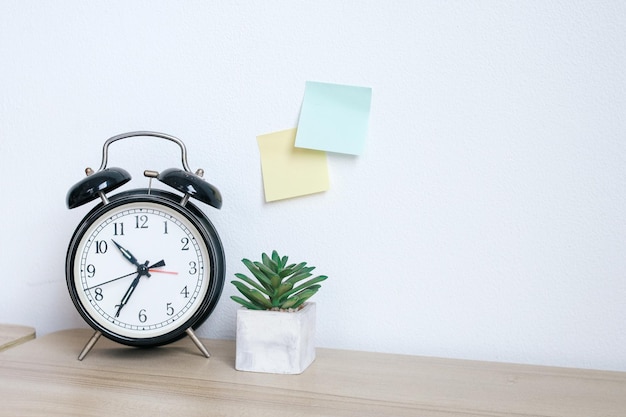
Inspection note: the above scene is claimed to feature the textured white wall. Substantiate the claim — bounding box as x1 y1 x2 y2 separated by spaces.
1 1 625 371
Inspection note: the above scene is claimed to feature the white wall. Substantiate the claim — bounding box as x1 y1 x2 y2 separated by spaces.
1 1 625 371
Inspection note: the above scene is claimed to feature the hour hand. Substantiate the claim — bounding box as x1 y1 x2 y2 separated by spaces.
111 239 141 267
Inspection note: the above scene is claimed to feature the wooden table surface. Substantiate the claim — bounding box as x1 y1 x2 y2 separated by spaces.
0 328 625 416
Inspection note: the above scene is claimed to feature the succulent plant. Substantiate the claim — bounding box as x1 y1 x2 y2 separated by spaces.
231 250 328 311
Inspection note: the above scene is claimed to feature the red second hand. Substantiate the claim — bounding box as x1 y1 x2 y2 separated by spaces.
149 269 179 275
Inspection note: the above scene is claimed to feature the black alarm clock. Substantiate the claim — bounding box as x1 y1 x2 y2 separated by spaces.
65 131 225 360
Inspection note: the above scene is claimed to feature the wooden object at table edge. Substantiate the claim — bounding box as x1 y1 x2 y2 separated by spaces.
0 324 35 352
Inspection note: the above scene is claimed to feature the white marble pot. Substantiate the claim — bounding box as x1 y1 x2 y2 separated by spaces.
235 302 316 374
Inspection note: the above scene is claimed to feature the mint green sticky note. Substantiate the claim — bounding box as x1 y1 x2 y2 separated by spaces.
295 81 372 155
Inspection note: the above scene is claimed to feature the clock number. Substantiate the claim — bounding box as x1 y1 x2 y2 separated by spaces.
94 288 104 301
138 309 147 323
86 264 96 278
188 261 197 275
180 286 189 298
181 237 189 251
94 240 108 254
135 215 148 229
166 303 174 316
113 222 125 236
163 221 168 234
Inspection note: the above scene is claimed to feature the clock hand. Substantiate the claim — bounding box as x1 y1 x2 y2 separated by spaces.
85 270 135 290
114 260 150 318
111 239 141 267
150 269 179 275
147 259 178 274
149 259 165 269
114 274 141 317
86 260 167 290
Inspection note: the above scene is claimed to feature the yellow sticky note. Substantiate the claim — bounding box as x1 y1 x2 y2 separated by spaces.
257 128 329 202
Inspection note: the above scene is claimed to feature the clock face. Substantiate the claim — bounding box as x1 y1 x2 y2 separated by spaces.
66 190 224 346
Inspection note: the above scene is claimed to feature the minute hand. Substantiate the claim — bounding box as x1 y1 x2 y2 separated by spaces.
114 274 141 317
113 258 153 318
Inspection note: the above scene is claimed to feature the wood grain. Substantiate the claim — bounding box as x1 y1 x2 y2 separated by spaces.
0 329 625 416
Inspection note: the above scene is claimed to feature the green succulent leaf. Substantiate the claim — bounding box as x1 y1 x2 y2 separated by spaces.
271 251 284 269
270 274 282 289
277 282 294 298
279 276 327 302
280 296 300 309
233 273 271 296
279 261 308 278
242 259 273 290
253 261 282 289
255 261 280 281
284 267 316 285
231 281 272 309
230 295 265 310
287 286 321 308
262 252 279 273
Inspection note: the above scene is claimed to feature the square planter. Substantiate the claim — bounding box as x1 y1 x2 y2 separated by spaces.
235 302 316 374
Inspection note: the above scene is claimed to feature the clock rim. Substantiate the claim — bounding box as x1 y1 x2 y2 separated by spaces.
65 188 225 347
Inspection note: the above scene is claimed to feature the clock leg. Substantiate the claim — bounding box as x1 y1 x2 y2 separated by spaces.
78 330 102 361
185 328 210 358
